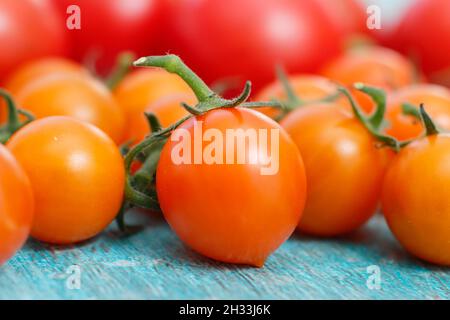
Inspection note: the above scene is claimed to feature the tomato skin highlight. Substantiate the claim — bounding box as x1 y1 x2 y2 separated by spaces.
386 84 450 141
281 104 391 236
14 74 125 144
114 69 194 143
381 134 450 266
7 117 125 244
0 145 34 265
0 0 68 81
53 0 163 75
156 108 306 266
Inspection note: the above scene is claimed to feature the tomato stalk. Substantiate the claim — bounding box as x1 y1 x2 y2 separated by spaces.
273 66 341 121
118 54 281 229
105 52 136 90
418 104 442 136
339 84 401 151
0 89 34 144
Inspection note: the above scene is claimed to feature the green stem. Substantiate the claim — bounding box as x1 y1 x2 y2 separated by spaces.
401 103 421 119
276 65 302 107
339 86 400 151
419 104 441 136
0 89 34 144
106 52 135 90
134 55 215 102
353 83 387 130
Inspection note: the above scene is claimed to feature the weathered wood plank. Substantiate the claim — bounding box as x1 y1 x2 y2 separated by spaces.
0 211 448 299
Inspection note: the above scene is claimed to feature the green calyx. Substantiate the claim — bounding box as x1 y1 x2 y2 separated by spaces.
0 89 34 144
105 51 136 90
272 66 341 121
339 83 401 151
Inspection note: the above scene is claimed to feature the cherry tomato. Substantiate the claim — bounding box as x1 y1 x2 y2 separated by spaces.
114 69 194 143
0 0 67 80
0 145 34 265
382 132 450 266
14 74 125 144
53 0 163 75
256 74 346 118
156 108 306 266
7 117 125 244
281 104 392 236
386 84 450 141
4 58 87 95
389 0 450 85
163 0 343 92
321 47 418 113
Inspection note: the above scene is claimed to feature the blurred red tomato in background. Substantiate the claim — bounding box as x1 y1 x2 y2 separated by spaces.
161 0 345 92
53 0 162 75
0 0 67 81
389 0 450 86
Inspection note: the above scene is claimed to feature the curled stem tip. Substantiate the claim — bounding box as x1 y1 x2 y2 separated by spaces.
419 104 441 136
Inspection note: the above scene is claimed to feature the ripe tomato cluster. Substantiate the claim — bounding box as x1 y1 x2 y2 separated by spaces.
0 1 449 269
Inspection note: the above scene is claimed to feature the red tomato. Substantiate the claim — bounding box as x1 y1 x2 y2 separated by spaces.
114 69 194 143
53 0 162 75
313 0 368 39
281 104 392 236
156 108 306 266
0 0 67 81
0 144 34 265
14 74 125 144
321 46 418 113
7 117 125 244
386 84 450 141
390 0 450 85
163 0 343 91
382 132 450 266
4 57 88 95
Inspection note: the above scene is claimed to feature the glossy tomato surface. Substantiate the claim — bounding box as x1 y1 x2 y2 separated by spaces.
114 69 194 143
281 104 391 236
0 0 67 80
386 84 450 141
54 0 162 75
156 108 306 266
15 74 125 144
7 117 125 244
0 144 34 265
163 0 343 91
382 134 450 266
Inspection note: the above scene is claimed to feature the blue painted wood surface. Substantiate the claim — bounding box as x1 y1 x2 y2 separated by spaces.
0 211 448 299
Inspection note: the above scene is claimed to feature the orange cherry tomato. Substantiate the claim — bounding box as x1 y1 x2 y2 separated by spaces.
255 74 346 118
127 92 195 144
382 133 450 266
156 108 306 266
7 116 125 244
3 57 87 94
281 104 392 236
114 69 194 143
0 144 34 265
14 74 125 144
321 46 417 113
386 84 450 141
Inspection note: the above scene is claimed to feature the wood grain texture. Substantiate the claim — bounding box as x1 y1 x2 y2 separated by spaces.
0 211 448 300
